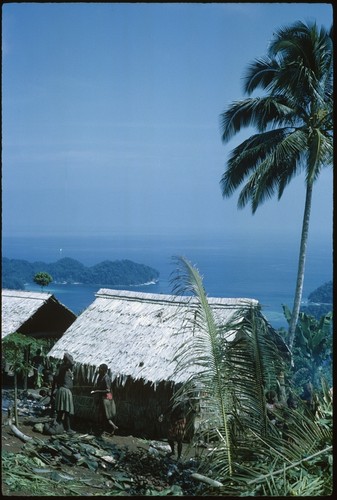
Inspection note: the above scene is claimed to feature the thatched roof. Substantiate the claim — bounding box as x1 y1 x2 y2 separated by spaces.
1 289 76 339
48 288 260 385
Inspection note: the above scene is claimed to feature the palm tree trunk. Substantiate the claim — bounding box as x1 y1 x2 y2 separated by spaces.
288 182 313 351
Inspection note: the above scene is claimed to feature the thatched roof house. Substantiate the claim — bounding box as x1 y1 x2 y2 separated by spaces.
1 289 76 340
48 288 260 383
47 288 271 438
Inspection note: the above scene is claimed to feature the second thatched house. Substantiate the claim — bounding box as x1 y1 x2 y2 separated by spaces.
1 289 76 341
2 289 77 382
47 288 283 438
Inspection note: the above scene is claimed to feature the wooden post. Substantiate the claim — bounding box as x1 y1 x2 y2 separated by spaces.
24 345 30 391
14 373 19 427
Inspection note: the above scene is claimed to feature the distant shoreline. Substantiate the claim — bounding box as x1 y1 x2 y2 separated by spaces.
29 278 160 287
3 256 160 290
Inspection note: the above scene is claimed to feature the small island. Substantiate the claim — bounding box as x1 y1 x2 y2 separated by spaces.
2 257 160 290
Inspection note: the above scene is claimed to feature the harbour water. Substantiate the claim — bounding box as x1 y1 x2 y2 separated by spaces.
2 233 332 329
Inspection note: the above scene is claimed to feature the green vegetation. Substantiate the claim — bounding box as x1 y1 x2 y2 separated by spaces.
219 21 333 351
2 333 49 426
280 306 332 389
171 256 332 496
2 256 159 289
2 451 87 496
3 333 30 426
33 272 53 291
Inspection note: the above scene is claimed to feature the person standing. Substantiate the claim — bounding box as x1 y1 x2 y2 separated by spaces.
300 381 318 416
265 390 279 424
52 352 75 434
31 349 44 389
159 399 195 460
91 363 118 435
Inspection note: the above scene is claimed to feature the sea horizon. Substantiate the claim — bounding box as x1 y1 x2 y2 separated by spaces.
2 232 332 330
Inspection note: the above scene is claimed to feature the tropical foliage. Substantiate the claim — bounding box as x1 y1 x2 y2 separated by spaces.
281 305 332 389
2 333 43 426
2 332 56 400
219 21 333 350
2 450 87 496
170 256 332 495
2 333 43 376
33 272 53 291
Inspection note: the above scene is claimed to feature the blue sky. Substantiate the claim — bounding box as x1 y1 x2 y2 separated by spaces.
2 2 333 244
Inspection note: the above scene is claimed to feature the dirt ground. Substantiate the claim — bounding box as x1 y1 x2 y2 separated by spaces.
1 391 206 497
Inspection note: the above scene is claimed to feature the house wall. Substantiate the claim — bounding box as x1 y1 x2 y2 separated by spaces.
113 379 173 439
72 374 197 440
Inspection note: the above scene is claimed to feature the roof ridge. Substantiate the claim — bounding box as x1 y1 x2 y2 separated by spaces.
95 288 258 307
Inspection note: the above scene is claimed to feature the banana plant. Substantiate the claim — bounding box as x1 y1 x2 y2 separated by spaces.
282 305 332 388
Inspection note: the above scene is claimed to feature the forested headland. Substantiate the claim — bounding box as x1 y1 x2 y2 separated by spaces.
2 257 332 320
2 257 160 289
300 280 332 319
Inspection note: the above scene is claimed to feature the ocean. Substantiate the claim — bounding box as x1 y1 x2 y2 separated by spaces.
2 233 332 329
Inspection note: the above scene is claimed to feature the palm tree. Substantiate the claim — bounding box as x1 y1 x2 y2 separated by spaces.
170 256 287 479
219 21 333 351
170 256 332 495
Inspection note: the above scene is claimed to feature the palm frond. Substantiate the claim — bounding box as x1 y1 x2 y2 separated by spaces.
169 258 332 494
220 128 290 199
268 21 333 102
243 56 279 95
225 309 285 434
269 21 318 70
171 256 235 475
222 127 311 212
170 257 288 480
220 96 298 143
306 129 333 185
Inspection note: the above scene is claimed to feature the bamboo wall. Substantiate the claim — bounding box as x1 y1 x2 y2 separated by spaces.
72 372 196 440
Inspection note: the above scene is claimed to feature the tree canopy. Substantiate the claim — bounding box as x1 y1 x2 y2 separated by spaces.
33 272 53 290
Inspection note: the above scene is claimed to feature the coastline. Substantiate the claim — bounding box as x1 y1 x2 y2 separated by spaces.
3 233 332 331
32 278 159 287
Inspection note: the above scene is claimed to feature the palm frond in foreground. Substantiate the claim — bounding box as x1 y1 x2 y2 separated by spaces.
170 256 332 496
